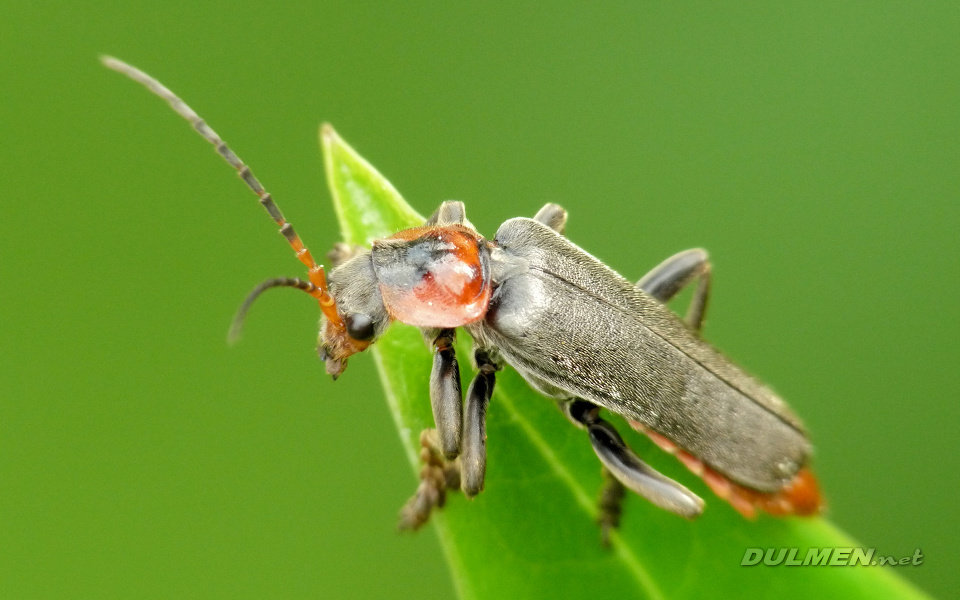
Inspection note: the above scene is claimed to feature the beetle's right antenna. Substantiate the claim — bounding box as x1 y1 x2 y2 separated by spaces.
227 277 319 345
100 56 343 330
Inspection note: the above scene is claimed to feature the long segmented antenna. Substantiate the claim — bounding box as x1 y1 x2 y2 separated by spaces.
228 277 318 345
100 56 343 329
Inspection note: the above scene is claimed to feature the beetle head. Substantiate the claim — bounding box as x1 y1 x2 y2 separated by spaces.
318 225 493 377
317 250 393 378
229 246 390 380
229 226 489 380
316 318 370 379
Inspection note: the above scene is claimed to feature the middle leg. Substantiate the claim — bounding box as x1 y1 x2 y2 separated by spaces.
460 349 500 497
399 346 501 529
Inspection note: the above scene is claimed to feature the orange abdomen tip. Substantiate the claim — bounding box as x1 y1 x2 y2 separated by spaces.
632 420 824 518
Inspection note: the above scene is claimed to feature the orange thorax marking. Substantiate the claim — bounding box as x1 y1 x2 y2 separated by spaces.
374 225 492 328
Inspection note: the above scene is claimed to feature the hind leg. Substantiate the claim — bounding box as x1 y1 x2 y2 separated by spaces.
638 248 711 332
534 206 711 332
560 398 704 544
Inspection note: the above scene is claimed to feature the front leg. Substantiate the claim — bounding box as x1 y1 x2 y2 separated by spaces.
398 429 461 531
425 200 474 229
431 329 463 459
399 347 500 529
326 242 365 269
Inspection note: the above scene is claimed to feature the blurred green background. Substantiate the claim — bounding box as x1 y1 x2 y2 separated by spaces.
1 2 957 598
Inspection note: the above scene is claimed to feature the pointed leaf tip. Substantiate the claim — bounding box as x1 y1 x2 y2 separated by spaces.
320 126 423 246
320 129 932 600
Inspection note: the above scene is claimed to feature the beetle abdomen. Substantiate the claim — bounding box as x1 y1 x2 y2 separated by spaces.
633 421 822 516
481 218 813 494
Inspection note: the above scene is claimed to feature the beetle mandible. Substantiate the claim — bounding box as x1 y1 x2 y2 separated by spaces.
102 57 823 541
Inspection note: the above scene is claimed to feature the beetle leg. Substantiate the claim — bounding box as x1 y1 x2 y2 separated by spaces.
431 329 463 459
597 466 626 548
460 349 501 498
533 203 568 235
425 200 468 226
637 248 712 333
326 242 365 268
399 348 500 529
563 399 705 520
398 429 461 531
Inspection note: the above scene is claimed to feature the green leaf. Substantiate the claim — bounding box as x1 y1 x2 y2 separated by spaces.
319 125 933 600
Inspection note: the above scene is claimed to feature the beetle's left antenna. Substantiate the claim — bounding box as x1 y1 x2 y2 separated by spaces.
100 56 343 329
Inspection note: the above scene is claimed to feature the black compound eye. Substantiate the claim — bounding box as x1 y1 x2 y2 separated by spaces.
344 313 376 342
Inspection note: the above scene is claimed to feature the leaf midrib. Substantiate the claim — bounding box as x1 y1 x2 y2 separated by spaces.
371 335 665 600
491 381 665 600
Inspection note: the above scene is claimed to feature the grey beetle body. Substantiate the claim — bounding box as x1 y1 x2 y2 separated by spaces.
105 56 821 539
323 203 821 528
471 217 808 495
